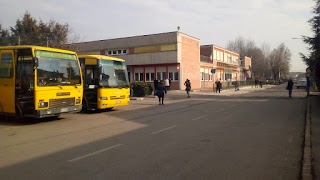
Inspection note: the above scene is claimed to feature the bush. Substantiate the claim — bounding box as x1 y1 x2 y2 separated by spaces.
130 82 153 97
146 83 153 95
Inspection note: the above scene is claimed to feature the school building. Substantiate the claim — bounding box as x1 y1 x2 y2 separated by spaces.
71 31 252 90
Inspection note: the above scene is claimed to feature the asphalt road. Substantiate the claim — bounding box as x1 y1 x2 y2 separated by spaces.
0 85 308 180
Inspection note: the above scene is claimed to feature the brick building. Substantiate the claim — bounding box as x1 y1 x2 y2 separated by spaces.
71 31 251 90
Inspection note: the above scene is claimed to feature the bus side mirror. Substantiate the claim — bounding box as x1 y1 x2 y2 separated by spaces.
33 57 39 67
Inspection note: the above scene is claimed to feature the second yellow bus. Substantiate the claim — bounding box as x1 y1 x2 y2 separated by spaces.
78 55 130 111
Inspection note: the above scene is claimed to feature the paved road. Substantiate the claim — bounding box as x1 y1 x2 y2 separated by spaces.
0 85 308 180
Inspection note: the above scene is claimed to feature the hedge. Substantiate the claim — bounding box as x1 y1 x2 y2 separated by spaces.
130 82 153 97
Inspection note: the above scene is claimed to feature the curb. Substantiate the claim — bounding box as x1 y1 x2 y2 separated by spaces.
130 97 144 100
302 96 313 180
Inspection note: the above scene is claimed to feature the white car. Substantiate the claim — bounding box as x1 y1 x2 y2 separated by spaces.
297 78 307 89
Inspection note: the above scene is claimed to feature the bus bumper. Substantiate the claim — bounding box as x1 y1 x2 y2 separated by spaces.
36 105 82 118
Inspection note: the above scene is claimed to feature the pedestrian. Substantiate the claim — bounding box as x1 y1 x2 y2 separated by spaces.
164 78 170 91
215 79 221 93
156 81 166 105
259 80 263 88
234 80 239 91
306 77 311 96
169 78 172 90
287 78 294 97
184 79 191 98
254 79 258 88
153 78 159 96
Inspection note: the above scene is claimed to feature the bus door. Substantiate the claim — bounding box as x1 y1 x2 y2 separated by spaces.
84 66 99 109
16 57 35 116
0 50 15 114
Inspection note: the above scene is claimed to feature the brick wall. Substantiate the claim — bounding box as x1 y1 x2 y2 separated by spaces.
179 34 200 90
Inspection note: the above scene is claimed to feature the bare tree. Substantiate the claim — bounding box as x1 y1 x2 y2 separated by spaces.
227 36 256 57
268 43 291 80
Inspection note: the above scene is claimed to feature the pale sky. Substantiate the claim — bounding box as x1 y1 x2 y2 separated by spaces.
0 0 315 72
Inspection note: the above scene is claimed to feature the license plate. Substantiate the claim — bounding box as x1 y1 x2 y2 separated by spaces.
116 100 121 104
61 107 68 112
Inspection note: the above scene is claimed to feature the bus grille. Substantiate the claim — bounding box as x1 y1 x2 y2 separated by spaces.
110 95 126 100
49 98 75 108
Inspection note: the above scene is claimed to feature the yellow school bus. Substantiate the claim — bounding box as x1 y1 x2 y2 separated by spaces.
0 46 83 118
78 55 130 111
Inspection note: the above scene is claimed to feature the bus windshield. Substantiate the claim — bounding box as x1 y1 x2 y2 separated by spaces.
36 51 81 86
99 60 129 88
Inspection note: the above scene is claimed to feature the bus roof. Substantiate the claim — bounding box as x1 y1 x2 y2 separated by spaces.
78 55 125 62
0 45 76 55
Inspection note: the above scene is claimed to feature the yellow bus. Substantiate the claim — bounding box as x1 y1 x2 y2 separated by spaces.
78 55 130 111
0 46 83 118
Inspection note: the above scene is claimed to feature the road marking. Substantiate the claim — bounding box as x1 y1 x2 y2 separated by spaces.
151 125 177 135
192 115 207 121
68 144 123 163
214 109 224 113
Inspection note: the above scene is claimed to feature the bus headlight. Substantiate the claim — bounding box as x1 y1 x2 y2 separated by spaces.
75 99 81 104
100 97 108 100
38 102 48 108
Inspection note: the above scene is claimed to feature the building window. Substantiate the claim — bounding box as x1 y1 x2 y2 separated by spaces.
201 72 205 81
122 49 127 54
157 72 161 80
225 74 232 81
108 51 112 55
146 73 150 81
139 73 144 82
174 72 179 81
134 73 139 81
162 72 166 80
151 73 155 81
118 50 122 54
169 72 173 80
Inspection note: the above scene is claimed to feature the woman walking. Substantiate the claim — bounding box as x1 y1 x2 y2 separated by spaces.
184 79 191 98
156 81 167 105
287 78 293 97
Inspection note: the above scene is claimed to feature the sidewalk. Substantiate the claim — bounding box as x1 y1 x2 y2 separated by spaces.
309 93 320 179
130 85 275 100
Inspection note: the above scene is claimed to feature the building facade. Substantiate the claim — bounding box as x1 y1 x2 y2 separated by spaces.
71 31 251 90
200 45 252 89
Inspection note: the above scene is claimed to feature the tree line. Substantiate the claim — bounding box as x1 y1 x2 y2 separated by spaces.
227 37 291 81
0 12 77 49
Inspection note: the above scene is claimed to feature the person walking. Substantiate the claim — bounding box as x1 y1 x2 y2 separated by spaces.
215 79 221 93
184 79 191 98
156 81 166 105
164 78 170 91
254 79 258 88
306 77 311 96
287 78 294 98
153 78 159 96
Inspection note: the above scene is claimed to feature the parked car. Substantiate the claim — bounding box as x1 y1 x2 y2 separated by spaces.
297 78 307 89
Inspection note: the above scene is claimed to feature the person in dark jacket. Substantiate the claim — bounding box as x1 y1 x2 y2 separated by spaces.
287 78 294 97
184 79 191 98
153 78 159 96
156 81 167 105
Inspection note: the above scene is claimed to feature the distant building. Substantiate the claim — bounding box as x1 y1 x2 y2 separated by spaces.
71 31 251 90
200 45 252 88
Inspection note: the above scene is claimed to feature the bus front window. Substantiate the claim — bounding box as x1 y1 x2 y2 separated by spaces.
99 60 129 88
37 56 81 86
